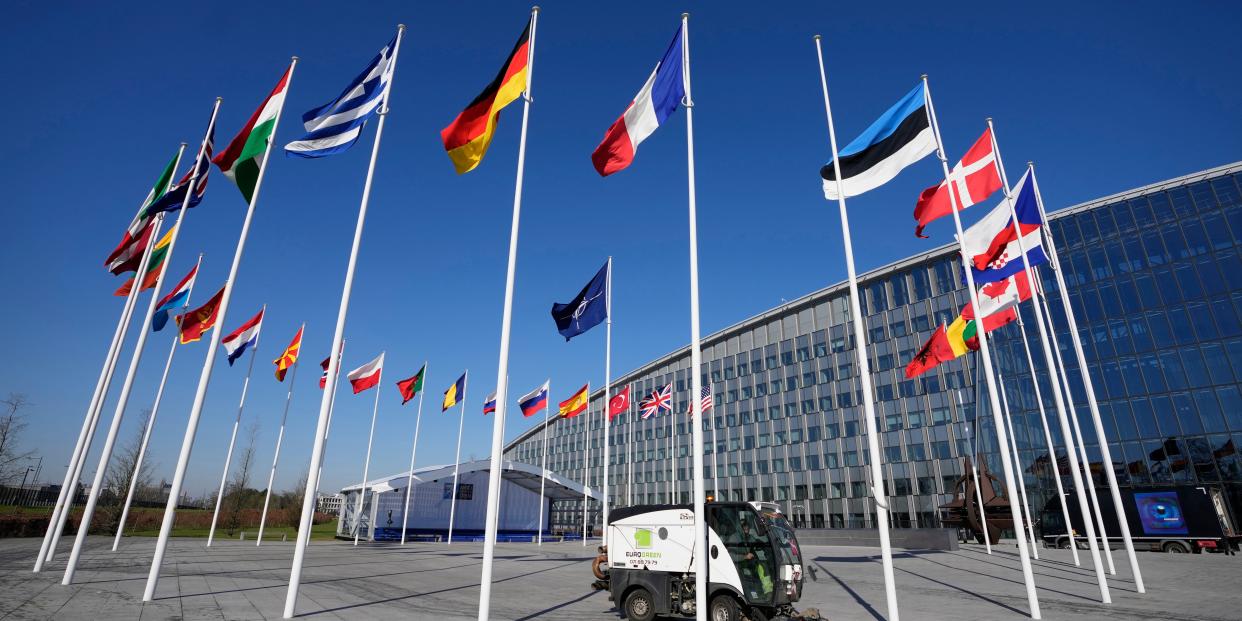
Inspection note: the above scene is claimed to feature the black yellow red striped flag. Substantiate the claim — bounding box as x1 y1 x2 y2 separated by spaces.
440 21 531 174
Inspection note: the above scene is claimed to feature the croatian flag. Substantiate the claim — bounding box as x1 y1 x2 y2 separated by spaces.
347 353 385 394
483 391 497 415
959 169 1048 285
221 308 264 366
518 382 549 417
151 264 198 332
590 25 685 177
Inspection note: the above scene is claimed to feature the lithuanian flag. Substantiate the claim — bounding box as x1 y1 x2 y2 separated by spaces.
945 316 980 357
113 226 175 296
440 21 531 174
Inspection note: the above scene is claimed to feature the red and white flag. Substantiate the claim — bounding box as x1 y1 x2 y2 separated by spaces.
347 353 384 394
913 127 1001 238
962 272 1032 330
608 386 631 421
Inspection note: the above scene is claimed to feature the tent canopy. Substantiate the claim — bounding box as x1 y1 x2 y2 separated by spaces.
339 459 600 501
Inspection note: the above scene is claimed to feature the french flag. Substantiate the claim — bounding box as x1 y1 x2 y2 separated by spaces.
591 25 686 177
518 382 549 417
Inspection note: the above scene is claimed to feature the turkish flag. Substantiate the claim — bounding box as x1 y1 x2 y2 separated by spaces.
608 386 631 420
913 127 1002 238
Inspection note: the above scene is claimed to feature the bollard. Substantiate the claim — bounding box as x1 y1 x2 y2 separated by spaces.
283 534 287 542
240 532 245 541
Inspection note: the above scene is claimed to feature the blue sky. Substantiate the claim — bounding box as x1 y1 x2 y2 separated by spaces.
2 1 1239 497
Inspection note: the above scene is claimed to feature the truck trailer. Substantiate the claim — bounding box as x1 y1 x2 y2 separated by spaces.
1040 484 1239 554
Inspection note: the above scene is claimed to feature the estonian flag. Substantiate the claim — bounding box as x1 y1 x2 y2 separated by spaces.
821 81 936 200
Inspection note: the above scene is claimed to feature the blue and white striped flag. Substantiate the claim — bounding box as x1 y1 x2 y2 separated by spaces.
285 35 397 158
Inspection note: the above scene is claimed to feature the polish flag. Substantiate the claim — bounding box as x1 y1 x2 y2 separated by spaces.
347 353 384 394
590 25 686 177
913 127 1001 238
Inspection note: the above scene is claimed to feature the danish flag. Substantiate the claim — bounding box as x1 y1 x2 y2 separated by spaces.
913 127 1002 238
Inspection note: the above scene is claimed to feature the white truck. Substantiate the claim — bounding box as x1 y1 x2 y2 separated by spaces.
595 502 808 621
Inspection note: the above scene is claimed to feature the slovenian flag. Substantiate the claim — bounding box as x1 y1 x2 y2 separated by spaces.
347 353 385 394
152 264 199 332
820 81 936 200
518 382 549 417
221 308 264 366
590 24 685 177
959 170 1048 285
483 391 497 415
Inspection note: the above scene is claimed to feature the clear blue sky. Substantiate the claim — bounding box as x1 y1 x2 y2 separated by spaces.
2 1 1238 497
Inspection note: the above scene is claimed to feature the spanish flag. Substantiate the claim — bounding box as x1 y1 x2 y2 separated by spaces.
273 325 304 382
443 371 467 411
558 383 589 418
177 286 225 345
440 21 531 174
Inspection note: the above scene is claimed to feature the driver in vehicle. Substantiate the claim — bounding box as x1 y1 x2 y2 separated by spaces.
721 512 774 600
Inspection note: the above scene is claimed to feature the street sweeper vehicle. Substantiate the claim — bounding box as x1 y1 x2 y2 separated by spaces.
592 501 814 621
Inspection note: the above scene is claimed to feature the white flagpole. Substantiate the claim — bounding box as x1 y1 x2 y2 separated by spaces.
603 256 612 530
64 101 221 583
150 57 301 603
998 373 1040 558
448 372 469 545
958 389 990 554
672 399 678 501
924 80 1039 618
352 354 384 545
813 35 899 621
1028 163 1145 593
477 7 537 620
257 328 302 546
538 381 549 545
1014 310 1079 564
709 391 719 498
114 253 205 552
34 144 188 572
282 24 403 611
400 362 428 545
626 387 633 506
583 384 591 545
207 306 264 548
987 120 1109 602
313 340 346 504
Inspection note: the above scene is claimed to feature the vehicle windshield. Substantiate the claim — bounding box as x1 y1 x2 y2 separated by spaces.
762 513 803 566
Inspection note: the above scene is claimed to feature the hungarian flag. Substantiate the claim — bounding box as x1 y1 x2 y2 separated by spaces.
913 127 1001 238
214 66 291 203
440 20 530 174
113 226 175 296
273 325 303 382
518 381 549 417
608 386 631 421
105 149 181 271
396 365 425 405
904 324 955 378
152 263 198 332
221 308 264 366
347 353 384 394
177 286 225 345
558 383 589 418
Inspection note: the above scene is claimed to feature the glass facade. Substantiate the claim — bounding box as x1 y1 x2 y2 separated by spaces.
503 163 1242 534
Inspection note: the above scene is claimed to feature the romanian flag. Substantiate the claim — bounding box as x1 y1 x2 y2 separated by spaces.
113 226 175 296
273 325 303 382
559 383 589 418
440 21 531 174
177 286 225 345
443 371 467 411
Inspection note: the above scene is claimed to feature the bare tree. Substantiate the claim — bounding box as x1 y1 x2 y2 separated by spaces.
0 393 35 484
100 409 154 532
224 421 260 536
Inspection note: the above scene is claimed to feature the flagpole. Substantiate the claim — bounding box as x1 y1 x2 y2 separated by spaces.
583 384 591 545
448 372 468 545
314 339 346 505
476 7 537 620
603 256 612 530
998 372 1039 558
258 328 302 546
958 388 990 554
813 35 899 620
987 120 1110 602
709 390 719 498
114 253 205 551
34 144 188 572
626 387 633 506
672 399 678 501
207 304 264 548
1028 163 1145 593
1014 310 1079 564
538 381 549 545
400 362 428 546
349 354 384 545
924 79 1039 618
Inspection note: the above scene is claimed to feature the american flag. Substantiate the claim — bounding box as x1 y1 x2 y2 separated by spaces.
698 385 713 414
639 384 672 420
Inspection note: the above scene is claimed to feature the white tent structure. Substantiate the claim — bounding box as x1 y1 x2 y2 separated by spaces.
337 459 599 542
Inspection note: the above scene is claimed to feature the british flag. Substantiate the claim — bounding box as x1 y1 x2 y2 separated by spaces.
639 384 673 420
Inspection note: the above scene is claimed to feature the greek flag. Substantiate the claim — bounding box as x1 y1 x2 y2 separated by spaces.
285 35 397 158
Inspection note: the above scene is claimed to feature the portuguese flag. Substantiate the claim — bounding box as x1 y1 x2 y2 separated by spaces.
213 66 291 202
396 364 426 405
440 21 531 174
113 226 175 296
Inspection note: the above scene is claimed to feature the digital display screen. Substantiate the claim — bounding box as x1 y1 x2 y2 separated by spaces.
1134 491 1188 535
442 483 474 500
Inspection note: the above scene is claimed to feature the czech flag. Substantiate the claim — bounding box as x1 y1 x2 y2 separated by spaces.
221 307 264 366
959 170 1047 285
518 381 549 417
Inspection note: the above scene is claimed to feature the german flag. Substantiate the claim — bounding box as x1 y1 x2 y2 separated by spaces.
440 21 531 174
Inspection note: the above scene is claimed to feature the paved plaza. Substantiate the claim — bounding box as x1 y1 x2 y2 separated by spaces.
0 537 1239 620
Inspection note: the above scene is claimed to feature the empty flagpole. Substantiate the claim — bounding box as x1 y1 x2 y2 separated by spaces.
114 253 205 552
313 340 346 505
400 362 428 546
958 389 990 554
925 81 1039 618
538 381 550 545
626 386 633 506
257 328 302 546
447 372 469 545
476 7 537 619
709 389 718 498
998 373 1039 558
283 22 403 610
987 121 1109 602
813 35 899 620
34 144 187 572
207 305 264 548
1028 164 1145 593
351 354 384 545
603 256 612 530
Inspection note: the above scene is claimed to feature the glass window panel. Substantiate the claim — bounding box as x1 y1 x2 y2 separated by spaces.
1131 398 1159 438
1141 228 1168 265
1113 200 1136 232
1183 220 1211 257
1212 177 1240 207
1195 389 1229 433
1202 212 1234 250
1129 197 1155 224
1198 256 1228 296
1168 305 1196 345
1133 273 1160 308
1188 301 1218 341
1112 401 1140 441
1155 266 1182 303
1173 393 1203 434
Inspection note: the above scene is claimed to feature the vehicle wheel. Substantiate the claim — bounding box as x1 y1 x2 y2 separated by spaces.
1162 541 1191 554
1057 538 1070 549
710 594 740 621
624 587 657 621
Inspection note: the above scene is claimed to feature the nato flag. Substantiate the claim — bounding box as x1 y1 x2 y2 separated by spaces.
551 260 610 341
